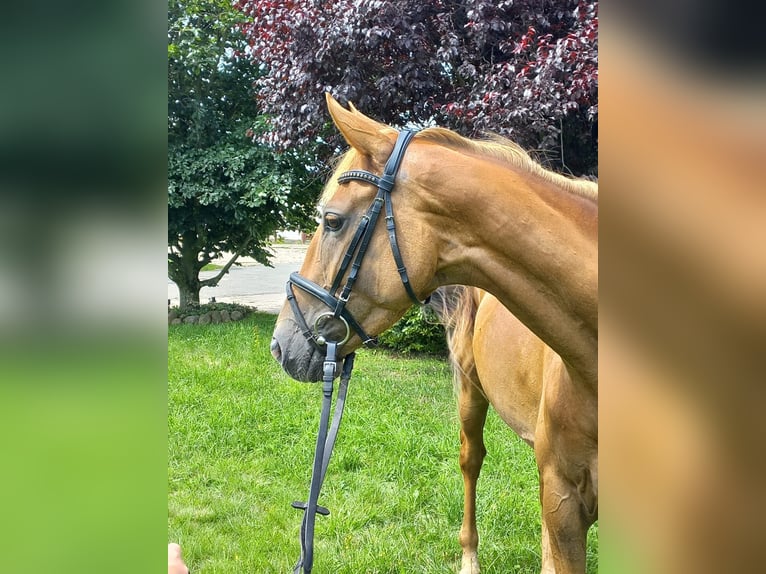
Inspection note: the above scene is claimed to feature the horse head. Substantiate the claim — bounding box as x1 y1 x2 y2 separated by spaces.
270 94 438 382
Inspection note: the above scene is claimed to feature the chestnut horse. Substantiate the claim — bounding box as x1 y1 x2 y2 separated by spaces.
430 286 597 573
271 94 597 573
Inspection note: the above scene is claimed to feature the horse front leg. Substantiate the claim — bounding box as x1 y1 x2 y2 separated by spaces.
540 517 557 574
536 435 597 574
458 381 490 574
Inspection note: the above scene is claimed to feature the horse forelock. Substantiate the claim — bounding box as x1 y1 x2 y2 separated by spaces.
417 127 598 202
319 151 357 206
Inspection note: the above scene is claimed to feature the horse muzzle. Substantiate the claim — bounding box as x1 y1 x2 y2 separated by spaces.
271 319 340 383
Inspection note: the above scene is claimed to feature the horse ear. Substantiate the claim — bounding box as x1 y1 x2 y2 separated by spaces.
325 92 396 166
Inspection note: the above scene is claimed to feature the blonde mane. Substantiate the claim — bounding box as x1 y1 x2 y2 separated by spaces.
418 127 598 201
321 126 598 205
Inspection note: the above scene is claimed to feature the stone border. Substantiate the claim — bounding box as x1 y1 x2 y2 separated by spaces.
168 304 255 326
169 309 247 325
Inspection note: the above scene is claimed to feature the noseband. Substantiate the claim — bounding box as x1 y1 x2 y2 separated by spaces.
286 128 426 352
286 129 427 574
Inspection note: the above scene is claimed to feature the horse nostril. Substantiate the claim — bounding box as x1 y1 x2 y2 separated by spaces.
270 338 282 363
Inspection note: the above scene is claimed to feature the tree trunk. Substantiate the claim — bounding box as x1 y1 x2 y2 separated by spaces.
169 231 251 311
178 280 201 311
169 231 204 312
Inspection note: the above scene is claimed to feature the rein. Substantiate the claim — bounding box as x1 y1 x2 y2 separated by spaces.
287 129 426 573
290 342 353 574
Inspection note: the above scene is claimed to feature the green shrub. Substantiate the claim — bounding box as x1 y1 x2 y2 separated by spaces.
377 305 447 356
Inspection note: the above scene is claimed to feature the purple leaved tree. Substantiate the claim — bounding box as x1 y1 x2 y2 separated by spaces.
236 0 597 175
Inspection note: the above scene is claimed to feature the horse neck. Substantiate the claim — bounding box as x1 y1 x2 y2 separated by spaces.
420 155 598 386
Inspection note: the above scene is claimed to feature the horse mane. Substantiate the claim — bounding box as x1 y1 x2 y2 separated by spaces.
321 125 598 205
417 127 598 201
428 285 484 393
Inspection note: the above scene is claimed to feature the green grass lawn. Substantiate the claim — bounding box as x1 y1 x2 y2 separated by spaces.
169 314 598 573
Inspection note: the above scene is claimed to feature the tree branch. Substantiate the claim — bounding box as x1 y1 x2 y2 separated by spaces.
199 235 255 287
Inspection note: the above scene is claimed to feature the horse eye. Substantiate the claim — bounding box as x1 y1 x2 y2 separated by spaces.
324 213 343 231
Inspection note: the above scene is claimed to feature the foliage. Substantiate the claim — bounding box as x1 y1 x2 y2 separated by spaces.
168 314 599 572
378 305 448 356
168 0 322 309
235 0 597 174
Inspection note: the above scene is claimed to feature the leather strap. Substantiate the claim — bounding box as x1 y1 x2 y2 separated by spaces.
333 129 427 308
292 347 355 574
385 192 425 306
328 209 373 295
337 170 380 187
331 194 385 317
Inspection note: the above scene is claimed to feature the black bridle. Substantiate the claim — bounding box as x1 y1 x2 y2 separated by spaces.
286 128 425 352
287 129 426 574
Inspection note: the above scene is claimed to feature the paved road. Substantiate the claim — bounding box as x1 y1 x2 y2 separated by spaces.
168 243 308 314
